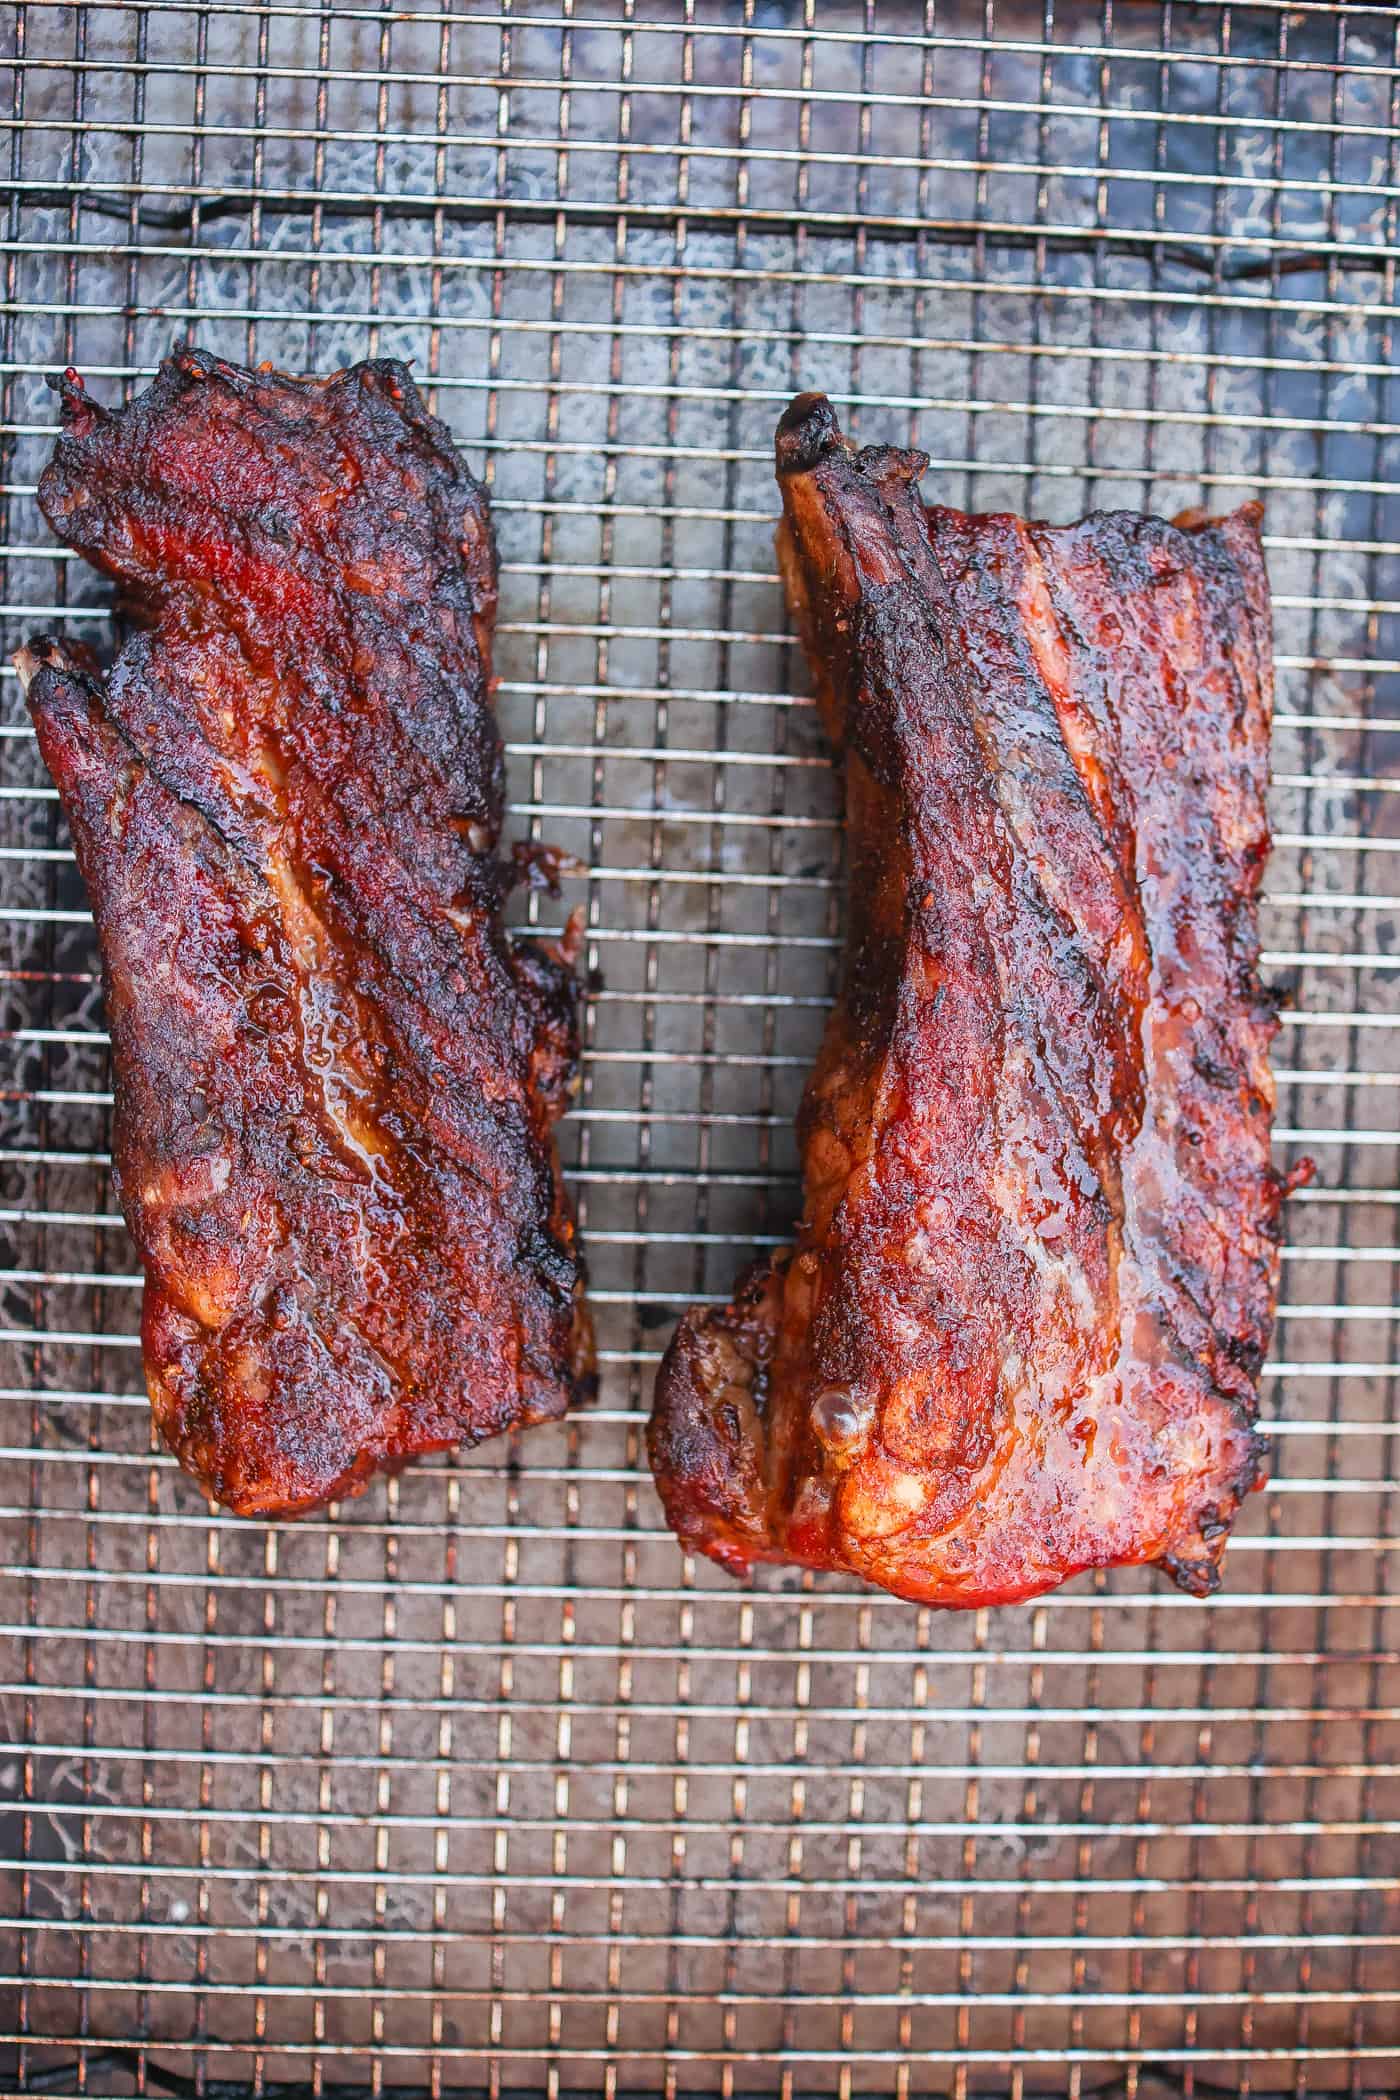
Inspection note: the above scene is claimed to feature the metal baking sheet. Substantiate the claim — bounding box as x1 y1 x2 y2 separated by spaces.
1 3 1397 2091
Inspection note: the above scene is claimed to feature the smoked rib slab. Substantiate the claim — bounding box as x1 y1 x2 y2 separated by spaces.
649 392 1304 1607
19 350 593 1515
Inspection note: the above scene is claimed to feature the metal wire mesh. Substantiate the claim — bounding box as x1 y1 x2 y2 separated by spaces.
1 2 1398 2092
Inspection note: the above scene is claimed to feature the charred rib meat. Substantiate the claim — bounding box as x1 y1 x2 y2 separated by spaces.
20 350 592 1515
649 392 1303 1607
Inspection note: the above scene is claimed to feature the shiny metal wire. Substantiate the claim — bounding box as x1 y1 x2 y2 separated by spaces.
1 3 1398 2094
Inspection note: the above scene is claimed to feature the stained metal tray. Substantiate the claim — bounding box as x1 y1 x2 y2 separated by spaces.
2 3 1398 2092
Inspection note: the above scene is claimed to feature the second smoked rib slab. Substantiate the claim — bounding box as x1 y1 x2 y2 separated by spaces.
650 393 1303 1607
20 350 592 1515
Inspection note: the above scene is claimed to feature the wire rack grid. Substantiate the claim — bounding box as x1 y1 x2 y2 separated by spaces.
1 2 1398 2094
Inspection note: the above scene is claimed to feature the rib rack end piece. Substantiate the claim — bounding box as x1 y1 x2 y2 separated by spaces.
649 392 1307 1608
22 350 593 1516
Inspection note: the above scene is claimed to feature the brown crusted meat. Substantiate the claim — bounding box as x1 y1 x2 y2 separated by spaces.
649 391 1306 1607
20 349 593 1515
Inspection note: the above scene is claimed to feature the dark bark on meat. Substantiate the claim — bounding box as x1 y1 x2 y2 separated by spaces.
19 349 593 1515
649 392 1305 1607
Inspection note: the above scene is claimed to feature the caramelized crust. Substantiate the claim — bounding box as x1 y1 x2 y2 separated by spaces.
649 392 1304 1606
21 350 593 1514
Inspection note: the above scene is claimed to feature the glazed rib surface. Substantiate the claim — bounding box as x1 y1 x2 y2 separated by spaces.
21 350 592 1515
649 392 1300 1606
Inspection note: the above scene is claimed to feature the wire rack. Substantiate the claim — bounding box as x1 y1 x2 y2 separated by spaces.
1 2 1398 2094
